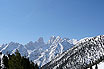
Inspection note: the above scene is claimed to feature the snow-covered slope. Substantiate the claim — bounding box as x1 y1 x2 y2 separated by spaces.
87 61 104 69
41 35 104 69
34 36 77 66
0 36 77 67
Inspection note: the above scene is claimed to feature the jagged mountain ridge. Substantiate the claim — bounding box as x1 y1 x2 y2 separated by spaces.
0 36 77 66
41 35 104 69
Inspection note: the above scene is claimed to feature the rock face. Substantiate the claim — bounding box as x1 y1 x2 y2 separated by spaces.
41 35 104 69
0 36 77 67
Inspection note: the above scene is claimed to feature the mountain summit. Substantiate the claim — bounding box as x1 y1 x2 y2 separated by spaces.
41 35 104 69
0 36 77 66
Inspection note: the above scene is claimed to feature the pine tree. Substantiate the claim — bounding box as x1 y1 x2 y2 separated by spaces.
8 50 23 69
90 66 92 69
95 64 98 69
35 63 39 69
30 61 35 69
21 57 31 69
0 57 2 69
0 52 2 69
2 55 8 69
2 50 37 69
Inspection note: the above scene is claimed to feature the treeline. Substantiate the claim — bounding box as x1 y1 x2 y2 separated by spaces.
0 50 39 69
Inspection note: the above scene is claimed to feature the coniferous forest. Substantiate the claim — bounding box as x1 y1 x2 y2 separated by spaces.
0 50 39 69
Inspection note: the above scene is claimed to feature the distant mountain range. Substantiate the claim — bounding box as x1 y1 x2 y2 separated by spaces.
0 36 78 67
1 35 104 69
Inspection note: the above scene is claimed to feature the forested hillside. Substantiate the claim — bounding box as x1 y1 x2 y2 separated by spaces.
41 35 104 69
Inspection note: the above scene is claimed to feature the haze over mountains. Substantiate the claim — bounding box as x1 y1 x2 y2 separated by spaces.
0 36 78 66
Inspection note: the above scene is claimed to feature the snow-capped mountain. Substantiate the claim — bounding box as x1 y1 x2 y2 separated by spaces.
41 35 104 69
34 36 77 66
0 36 77 67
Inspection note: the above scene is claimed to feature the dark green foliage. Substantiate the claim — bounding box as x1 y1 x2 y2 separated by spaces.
0 52 2 55
35 63 39 69
0 52 2 69
2 50 39 69
2 55 8 69
0 58 2 69
8 53 23 69
21 57 30 69
21 57 36 69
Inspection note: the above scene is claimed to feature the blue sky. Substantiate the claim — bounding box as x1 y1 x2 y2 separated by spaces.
0 0 104 44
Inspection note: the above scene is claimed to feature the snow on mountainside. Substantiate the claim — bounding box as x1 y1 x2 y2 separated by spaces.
0 36 77 67
34 36 77 66
41 35 104 69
